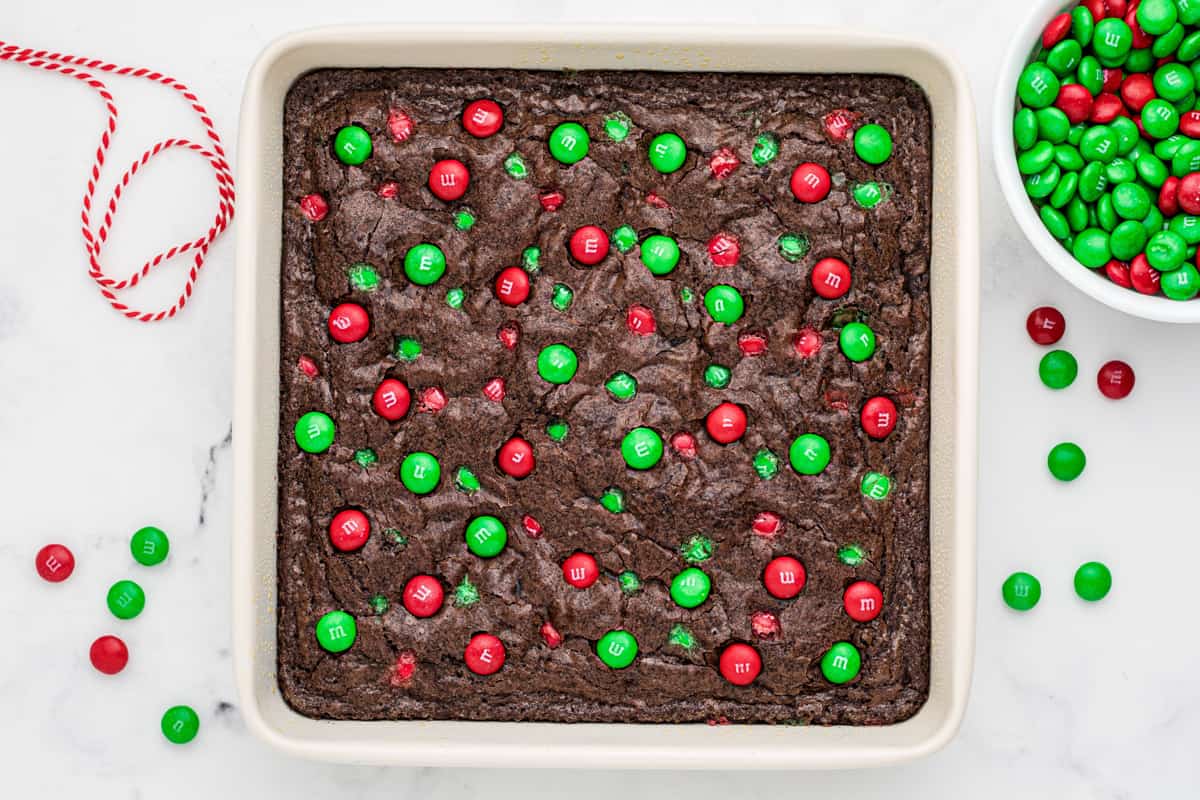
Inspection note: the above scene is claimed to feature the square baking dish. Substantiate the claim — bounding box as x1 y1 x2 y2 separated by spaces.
233 24 980 769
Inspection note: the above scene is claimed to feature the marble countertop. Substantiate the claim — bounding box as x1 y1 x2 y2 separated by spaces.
4 0 1198 795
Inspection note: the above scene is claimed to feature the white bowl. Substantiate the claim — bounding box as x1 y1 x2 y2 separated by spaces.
994 0 1200 323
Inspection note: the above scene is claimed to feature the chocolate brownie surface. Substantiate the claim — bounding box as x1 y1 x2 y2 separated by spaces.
278 68 932 724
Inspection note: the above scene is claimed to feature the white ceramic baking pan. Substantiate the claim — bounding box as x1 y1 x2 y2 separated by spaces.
233 24 979 769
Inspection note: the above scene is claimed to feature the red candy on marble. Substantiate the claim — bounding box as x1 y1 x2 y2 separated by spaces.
482 377 506 403
495 267 530 306
1130 254 1162 295
790 162 831 203
539 190 565 212
498 320 521 349
738 332 768 356
387 108 413 142
329 509 370 552
792 328 822 358
497 436 535 478
570 225 610 265
35 543 75 583
540 621 563 648
428 159 470 202
626 304 656 335
402 574 444 618
462 99 503 138
752 511 782 537
844 580 883 622
1025 306 1065 345
464 633 505 676
1097 360 1135 399
1042 12 1073 48
670 431 697 459
709 147 740 178
328 303 369 343
750 610 780 639
718 643 762 686
562 552 599 589
707 232 741 267
372 378 411 421
822 108 861 141
811 257 852 299
522 515 543 538
90 635 128 675
1055 84 1093 124
763 556 806 599
1106 259 1133 288
705 402 747 444
861 396 898 439
299 193 328 221
418 386 447 413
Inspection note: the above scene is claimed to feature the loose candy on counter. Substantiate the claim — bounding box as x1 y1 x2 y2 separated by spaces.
35 543 75 582
315 610 357 652
1047 441 1087 481
1097 359 1136 397
1002 571 1042 611
1026 306 1066 344
90 635 129 674
1039 349 1079 388
106 580 146 620
161 705 200 745
1074 561 1113 601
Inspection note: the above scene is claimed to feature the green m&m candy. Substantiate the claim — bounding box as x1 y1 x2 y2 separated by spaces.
1017 62 1061 108
294 411 335 453
537 343 578 384
704 285 744 324
605 371 638 401
1014 108 1038 150
400 452 441 494
704 363 732 389
1138 0 1178 35
161 705 200 745
1162 263 1200 299
465 515 507 558
612 224 638 252
548 122 589 165
1141 99 1180 139
648 132 687 173
131 526 169 566
1074 561 1113 601
789 433 831 475
640 235 681 275
315 610 357 652
1039 349 1078 389
1154 62 1194 101
669 567 711 609
854 124 893 165
1047 442 1086 481
333 124 372 165
1002 571 1041 611
1092 18 1133 61
1080 125 1118 163
621 427 664 470
839 322 877 362
107 580 145 620
403 243 446 286
1072 228 1111 268
1146 229 1188 270
596 630 638 669
820 642 861 684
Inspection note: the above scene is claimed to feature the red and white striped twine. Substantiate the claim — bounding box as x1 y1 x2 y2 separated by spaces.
0 42 234 322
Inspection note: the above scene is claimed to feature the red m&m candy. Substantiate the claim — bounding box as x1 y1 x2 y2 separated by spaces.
299 193 328 222
1042 12 1072 48
329 509 370 552
1106 260 1133 288
707 232 741 267
752 511 782 537
540 621 563 648
705 402 747 444
738 332 768 356
483 377 506 403
718 643 762 686
372 378 411 421
1055 84 1093 124
670 431 697 459
569 225 610 265
626 304 656 335
811 257 851 299
562 552 599 589
522 514 543 538
328 303 369 343
790 162 831 203
539 190 565 212
860 396 898 439
463 99 503 138
1025 306 1065 345
793 328 822 358
35 543 75 582
428 159 470 202
90 635 129 675
763 556 806 599
495 267 530 306
402 574 444 618
1130 254 1162 295
1179 173 1200 215
465 633 505 675
844 580 883 622
497 436 535 478
1097 360 1135 399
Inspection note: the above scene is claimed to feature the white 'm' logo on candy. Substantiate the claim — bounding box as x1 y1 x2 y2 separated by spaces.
480 648 494 663
328 624 347 640
804 447 818 460
733 662 751 674
634 442 650 457
714 299 726 313
562 134 578 150
824 273 842 288
45 556 63 573
414 585 432 601
306 423 322 439
608 642 626 656
439 173 457 187
860 597 876 611
654 143 668 157
1103 32 1121 48
584 239 599 254
569 567 587 581
332 315 351 330
1014 584 1030 597
419 254 434 270
382 391 397 408
876 412 891 427
474 530 491 543
779 571 797 585
832 654 849 670
341 519 360 534
803 172 820 188
413 465 426 479
1031 75 1049 95
472 108 489 124
501 279 514 294
510 451 525 463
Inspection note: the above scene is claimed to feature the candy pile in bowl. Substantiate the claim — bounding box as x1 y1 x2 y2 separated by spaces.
1014 0 1200 301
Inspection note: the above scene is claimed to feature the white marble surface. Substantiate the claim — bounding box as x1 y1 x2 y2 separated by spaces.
4 0 1199 795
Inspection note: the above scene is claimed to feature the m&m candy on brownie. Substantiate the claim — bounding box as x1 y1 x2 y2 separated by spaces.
404 243 447 286
495 266 530 306
569 225 610 265
790 162 831 203
465 515 508 558
706 402 747 444
811 257 851 299
789 433 830 475
294 411 335 453
400 451 441 494
596 630 638 669
670 567 711 608
328 303 369 343
821 641 861 683
549 122 590 164
463 99 503 138
719 643 762 686
315 610 357 653
860 396 898 439
372 378 411 421
465 633 506 675
497 436 535 478
428 159 470 201
648 132 687 173
621 427 664 470
537 344 578 384
333 124 372 165
843 580 883 622
763 556 806 599
563 552 600 589
329 509 370 552
403 574 445 617
35 543 74 583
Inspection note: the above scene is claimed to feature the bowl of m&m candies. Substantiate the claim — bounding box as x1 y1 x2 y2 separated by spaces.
996 0 1200 322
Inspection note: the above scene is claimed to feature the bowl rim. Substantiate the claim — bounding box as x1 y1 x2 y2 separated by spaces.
992 0 1200 324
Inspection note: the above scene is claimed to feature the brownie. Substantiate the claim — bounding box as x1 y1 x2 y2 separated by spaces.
277 68 933 725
